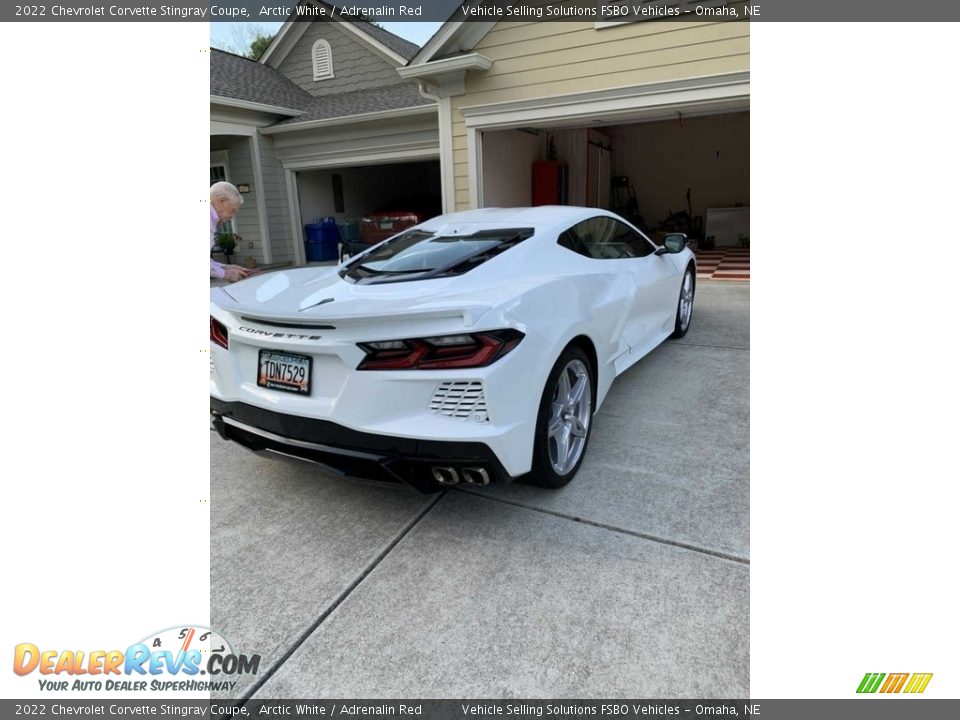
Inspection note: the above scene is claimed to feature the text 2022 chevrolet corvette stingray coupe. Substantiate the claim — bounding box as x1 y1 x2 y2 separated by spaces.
210 206 695 492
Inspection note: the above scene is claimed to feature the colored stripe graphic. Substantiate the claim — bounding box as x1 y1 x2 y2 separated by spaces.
903 673 933 694
880 673 909 693
857 673 885 693
857 672 933 694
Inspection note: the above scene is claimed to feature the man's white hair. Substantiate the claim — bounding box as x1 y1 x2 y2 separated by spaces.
210 181 244 206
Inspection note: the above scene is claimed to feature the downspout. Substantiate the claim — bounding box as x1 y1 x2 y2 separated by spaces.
418 81 457 215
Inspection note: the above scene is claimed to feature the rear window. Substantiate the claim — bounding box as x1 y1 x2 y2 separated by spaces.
340 228 534 284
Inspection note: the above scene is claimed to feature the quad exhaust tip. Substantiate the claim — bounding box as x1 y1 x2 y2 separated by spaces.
461 467 491 486
431 466 460 485
431 466 491 486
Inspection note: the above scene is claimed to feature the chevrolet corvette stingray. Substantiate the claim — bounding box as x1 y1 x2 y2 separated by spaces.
210 206 695 492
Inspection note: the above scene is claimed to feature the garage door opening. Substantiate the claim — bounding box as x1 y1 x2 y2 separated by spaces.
479 111 749 279
295 159 441 261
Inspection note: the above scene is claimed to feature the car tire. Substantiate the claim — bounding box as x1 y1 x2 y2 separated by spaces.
524 345 595 489
670 266 695 339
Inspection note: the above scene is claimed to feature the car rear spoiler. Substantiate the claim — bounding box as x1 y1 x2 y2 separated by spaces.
211 287 492 328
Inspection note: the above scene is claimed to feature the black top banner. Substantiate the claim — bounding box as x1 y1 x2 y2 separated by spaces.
2 700 960 719
7 0 960 22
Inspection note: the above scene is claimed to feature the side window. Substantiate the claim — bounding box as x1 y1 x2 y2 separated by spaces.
558 230 589 257
559 217 654 259
609 218 655 257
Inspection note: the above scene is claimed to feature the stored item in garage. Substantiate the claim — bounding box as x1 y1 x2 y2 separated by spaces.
304 218 341 262
361 211 426 244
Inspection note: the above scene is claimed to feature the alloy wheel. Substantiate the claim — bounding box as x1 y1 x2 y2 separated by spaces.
547 358 592 475
680 271 694 331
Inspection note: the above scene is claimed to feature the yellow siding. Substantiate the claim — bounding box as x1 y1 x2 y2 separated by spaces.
465 41 748 94
478 22 747 64
450 20 750 207
479 17 734 51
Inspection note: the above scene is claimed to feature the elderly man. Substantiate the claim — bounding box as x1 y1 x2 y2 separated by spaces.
210 181 252 282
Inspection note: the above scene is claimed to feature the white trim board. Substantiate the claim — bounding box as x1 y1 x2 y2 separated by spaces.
437 95 456 214
248 134 273 265
210 120 257 137
398 53 493 80
283 168 306 266
334 20 407 66
417 83 456 214
210 95 304 117
461 72 750 130
406 20 497 67
279 144 440 171
260 104 436 135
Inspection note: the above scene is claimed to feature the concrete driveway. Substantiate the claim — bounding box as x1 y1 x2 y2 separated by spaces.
211 281 749 699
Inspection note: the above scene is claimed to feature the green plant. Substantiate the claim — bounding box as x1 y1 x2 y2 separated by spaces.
216 232 238 254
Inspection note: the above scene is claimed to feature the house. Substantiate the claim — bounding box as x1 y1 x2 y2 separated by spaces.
210 10 439 266
211 3 749 268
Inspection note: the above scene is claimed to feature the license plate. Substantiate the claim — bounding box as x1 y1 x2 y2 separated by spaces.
379 220 394 230
257 350 312 395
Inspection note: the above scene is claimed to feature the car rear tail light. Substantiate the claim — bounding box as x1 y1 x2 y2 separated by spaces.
357 330 523 370
210 316 229 350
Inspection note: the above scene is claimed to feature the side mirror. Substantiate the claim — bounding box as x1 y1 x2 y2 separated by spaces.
663 233 687 254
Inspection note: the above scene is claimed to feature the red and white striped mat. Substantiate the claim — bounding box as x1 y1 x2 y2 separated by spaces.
694 247 750 281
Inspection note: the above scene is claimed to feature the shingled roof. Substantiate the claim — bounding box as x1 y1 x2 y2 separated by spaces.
271 83 432 127
351 21 420 60
211 49 313 112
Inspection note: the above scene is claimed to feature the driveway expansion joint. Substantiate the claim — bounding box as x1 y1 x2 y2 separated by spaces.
669 341 749 351
238 490 447 704
454 487 749 566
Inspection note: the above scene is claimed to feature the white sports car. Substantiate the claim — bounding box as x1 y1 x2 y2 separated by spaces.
210 206 695 492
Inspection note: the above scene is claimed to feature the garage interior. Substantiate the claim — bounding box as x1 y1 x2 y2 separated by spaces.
479 110 750 279
296 159 442 242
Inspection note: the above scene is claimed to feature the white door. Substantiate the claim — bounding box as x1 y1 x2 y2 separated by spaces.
565 216 675 350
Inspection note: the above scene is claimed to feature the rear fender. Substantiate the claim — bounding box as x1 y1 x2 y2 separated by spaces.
484 276 626 412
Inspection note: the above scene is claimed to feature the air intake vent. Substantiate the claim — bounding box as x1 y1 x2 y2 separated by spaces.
429 381 489 422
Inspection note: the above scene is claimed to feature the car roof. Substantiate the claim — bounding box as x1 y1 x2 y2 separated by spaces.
419 206 617 233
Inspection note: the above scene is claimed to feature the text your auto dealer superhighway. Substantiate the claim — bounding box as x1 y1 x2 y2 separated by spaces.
48 5 245 17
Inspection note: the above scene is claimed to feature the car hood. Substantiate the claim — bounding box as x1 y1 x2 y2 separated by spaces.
211 266 550 328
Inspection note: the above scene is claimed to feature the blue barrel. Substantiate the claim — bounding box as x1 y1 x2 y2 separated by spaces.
305 218 342 261
317 217 341 260
304 223 324 262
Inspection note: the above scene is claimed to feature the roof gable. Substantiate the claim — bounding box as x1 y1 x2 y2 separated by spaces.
260 2 419 69
275 19 411 98
407 2 497 67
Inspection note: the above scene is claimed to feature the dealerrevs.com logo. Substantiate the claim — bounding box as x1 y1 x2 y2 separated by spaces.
13 625 260 693
857 672 933 694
